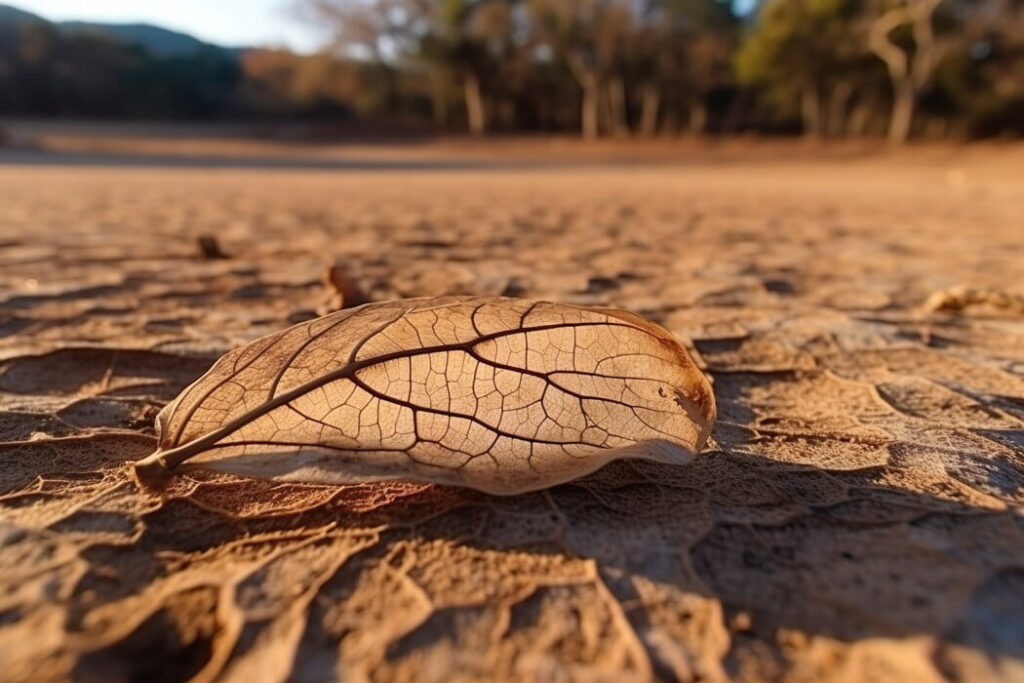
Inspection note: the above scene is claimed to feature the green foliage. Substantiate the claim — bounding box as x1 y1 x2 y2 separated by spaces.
736 0 863 98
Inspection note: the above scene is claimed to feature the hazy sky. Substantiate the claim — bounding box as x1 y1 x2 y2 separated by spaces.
17 0 318 50
17 0 757 52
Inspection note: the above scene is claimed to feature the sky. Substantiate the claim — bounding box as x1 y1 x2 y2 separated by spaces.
16 0 758 52
15 0 321 51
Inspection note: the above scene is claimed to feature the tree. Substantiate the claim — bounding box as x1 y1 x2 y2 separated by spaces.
868 0 947 142
637 0 737 135
298 0 428 114
300 0 515 134
736 0 874 137
240 49 362 117
929 0 1024 137
528 0 633 138
420 0 516 135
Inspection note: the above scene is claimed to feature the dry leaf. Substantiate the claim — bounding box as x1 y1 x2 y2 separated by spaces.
133 296 715 494
922 285 1024 316
317 261 369 314
196 234 229 260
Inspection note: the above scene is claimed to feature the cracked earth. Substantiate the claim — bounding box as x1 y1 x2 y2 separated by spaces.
0 154 1022 682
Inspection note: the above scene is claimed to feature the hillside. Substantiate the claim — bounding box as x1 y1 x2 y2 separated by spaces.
0 4 234 57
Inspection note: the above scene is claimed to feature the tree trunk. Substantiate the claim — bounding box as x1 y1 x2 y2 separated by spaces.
639 83 660 137
888 78 915 144
580 75 600 140
464 74 486 137
566 53 601 140
688 99 708 135
868 0 943 145
607 78 629 137
801 88 823 138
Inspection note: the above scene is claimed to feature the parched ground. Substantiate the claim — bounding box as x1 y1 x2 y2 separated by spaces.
0 149 1022 682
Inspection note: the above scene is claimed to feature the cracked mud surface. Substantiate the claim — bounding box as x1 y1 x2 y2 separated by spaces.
0 157 1022 681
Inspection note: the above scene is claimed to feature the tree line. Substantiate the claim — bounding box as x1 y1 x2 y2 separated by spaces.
2 0 1022 141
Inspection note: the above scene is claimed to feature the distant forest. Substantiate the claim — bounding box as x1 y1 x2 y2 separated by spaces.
1 1 1021 140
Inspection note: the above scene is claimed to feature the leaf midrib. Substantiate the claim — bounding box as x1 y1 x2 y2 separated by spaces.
155 319 658 470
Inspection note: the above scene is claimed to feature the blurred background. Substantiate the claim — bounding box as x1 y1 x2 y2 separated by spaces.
1 0 1021 147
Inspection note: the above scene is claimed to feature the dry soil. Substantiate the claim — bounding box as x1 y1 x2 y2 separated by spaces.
0 150 1022 682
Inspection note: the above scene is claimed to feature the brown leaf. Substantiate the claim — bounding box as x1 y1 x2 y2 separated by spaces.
318 262 368 314
133 297 715 494
922 285 1024 316
196 235 229 260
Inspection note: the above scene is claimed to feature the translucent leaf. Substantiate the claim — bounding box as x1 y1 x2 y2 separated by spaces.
134 297 715 494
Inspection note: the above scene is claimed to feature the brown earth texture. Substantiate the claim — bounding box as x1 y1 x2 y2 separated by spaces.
0 145 1023 682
